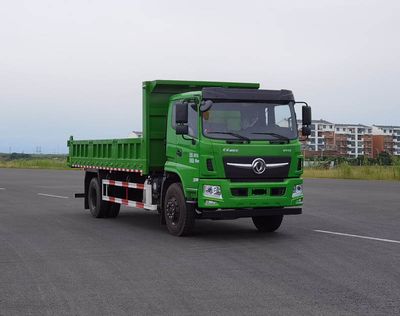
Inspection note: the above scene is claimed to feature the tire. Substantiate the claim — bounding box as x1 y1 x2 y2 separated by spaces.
106 203 120 218
88 177 110 218
164 183 195 236
252 215 283 232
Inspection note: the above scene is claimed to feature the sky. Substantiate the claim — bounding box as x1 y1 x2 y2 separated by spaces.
1 0 399 153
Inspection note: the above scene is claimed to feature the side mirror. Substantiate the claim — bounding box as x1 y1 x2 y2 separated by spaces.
200 100 213 112
302 105 312 126
302 126 311 137
175 102 188 124
176 125 189 135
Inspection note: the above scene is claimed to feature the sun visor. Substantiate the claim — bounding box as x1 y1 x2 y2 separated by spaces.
202 87 295 103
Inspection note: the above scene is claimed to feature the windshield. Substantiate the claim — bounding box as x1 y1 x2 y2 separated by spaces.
202 102 298 141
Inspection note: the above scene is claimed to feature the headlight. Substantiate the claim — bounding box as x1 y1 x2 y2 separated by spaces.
292 184 303 198
203 185 222 199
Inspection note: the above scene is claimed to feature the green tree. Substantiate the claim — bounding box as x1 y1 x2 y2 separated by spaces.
377 152 393 166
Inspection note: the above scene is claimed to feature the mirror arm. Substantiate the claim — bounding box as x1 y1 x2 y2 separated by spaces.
200 100 213 112
295 101 309 107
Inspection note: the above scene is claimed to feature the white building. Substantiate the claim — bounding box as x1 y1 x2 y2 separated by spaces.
334 124 372 158
298 119 334 151
373 125 400 156
299 120 400 158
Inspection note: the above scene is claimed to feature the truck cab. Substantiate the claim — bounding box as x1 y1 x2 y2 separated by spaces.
161 87 311 234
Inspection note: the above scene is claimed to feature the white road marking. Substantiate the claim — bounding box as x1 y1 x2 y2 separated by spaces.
314 230 400 244
37 193 69 199
0 188 5 190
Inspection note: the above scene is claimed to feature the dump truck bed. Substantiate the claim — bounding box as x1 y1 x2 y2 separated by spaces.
67 137 146 173
68 80 259 174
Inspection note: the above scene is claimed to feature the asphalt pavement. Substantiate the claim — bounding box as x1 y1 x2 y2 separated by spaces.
0 168 399 315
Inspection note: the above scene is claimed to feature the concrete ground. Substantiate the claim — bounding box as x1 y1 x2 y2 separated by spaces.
0 168 399 315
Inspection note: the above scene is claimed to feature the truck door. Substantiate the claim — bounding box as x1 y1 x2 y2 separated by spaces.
175 102 200 186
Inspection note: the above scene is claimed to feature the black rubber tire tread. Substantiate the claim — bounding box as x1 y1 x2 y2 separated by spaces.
252 215 284 232
106 203 120 218
164 183 195 236
88 177 110 218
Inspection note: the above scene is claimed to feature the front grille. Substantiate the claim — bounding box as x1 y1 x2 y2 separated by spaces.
231 188 248 196
223 156 291 180
230 187 286 197
271 187 286 196
252 188 266 195
230 178 284 183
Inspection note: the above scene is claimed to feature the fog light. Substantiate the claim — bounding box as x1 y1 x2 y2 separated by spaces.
203 185 222 199
292 184 303 198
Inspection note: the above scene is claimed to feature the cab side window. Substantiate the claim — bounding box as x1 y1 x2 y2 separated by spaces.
188 103 198 138
171 101 198 138
171 102 177 129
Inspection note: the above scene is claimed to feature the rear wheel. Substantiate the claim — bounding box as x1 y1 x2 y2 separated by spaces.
88 177 110 218
164 183 195 236
106 203 120 218
252 215 283 232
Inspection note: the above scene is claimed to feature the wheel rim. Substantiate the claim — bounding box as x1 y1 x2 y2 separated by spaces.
166 197 180 226
89 185 97 210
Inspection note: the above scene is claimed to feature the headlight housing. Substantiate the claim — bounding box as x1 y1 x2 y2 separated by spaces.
203 185 222 199
292 184 303 198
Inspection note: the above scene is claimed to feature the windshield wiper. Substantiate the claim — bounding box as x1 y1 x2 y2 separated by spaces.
251 132 290 141
207 131 250 142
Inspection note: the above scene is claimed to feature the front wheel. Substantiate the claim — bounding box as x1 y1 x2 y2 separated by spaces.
252 215 283 232
164 183 195 236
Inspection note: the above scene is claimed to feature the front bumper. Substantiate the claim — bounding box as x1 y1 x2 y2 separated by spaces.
197 178 304 209
197 207 302 220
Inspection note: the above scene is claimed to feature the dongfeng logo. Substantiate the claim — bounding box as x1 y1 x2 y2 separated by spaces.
252 158 267 174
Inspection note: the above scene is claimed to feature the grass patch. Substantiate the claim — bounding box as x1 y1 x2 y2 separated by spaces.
304 165 400 181
1 153 399 181
0 155 68 170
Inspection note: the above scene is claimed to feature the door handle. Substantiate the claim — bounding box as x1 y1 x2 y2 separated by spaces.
176 149 182 157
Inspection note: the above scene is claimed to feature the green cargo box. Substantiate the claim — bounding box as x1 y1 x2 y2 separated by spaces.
67 137 145 173
67 80 259 175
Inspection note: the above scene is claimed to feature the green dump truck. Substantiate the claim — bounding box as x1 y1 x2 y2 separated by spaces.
68 80 312 236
